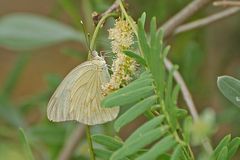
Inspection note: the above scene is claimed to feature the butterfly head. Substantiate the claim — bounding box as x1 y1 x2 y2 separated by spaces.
90 50 107 68
91 51 104 60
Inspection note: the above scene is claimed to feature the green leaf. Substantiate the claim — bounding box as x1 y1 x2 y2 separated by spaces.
0 13 84 50
172 84 180 106
176 108 188 118
110 127 167 160
94 149 112 160
212 135 231 159
143 110 155 119
92 134 122 151
105 77 153 99
137 18 150 63
165 67 173 105
139 71 152 78
157 154 171 160
139 12 146 26
165 69 177 130
171 145 185 160
125 116 165 145
216 147 228 160
183 116 192 143
94 149 131 160
102 86 154 108
228 137 240 159
150 17 157 47
217 76 240 108
136 135 176 160
102 72 154 108
163 45 170 58
18 128 35 160
123 50 146 66
114 95 158 132
148 29 165 99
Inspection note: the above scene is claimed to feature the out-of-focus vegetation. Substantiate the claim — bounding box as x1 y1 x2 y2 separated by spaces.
0 0 240 160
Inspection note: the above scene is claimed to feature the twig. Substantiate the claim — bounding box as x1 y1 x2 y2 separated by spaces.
174 7 240 35
213 1 240 7
102 0 121 16
58 125 85 160
161 0 214 38
93 0 121 23
86 125 95 160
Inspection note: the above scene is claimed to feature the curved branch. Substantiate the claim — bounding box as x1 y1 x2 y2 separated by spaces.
161 0 214 38
213 1 240 7
174 7 240 35
102 0 121 16
93 0 121 23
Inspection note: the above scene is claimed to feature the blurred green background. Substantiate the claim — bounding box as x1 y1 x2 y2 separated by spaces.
0 0 240 159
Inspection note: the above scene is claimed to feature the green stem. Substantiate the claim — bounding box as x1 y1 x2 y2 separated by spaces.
86 125 95 160
174 132 192 160
119 1 137 35
89 13 117 54
187 144 195 160
162 101 195 160
172 122 194 159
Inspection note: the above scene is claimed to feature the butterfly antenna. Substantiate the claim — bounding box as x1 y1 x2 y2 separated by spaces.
101 50 113 55
87 33 92 52
80 20 91 52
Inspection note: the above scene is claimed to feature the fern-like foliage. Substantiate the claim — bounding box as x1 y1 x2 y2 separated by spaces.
92 14 240 160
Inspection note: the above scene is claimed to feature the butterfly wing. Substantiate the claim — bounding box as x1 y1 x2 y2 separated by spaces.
47 60 119 125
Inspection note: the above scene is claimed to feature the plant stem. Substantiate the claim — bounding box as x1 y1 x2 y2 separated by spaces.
89 13 117 52
174 7 240 35
187 144 195 159
172 132 190 158
119 1 137 35
86 125 95 160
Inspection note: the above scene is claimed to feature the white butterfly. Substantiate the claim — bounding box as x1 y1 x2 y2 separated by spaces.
47 51 119 125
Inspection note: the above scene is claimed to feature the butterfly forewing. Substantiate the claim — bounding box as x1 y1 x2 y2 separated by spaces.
47 59 119 125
